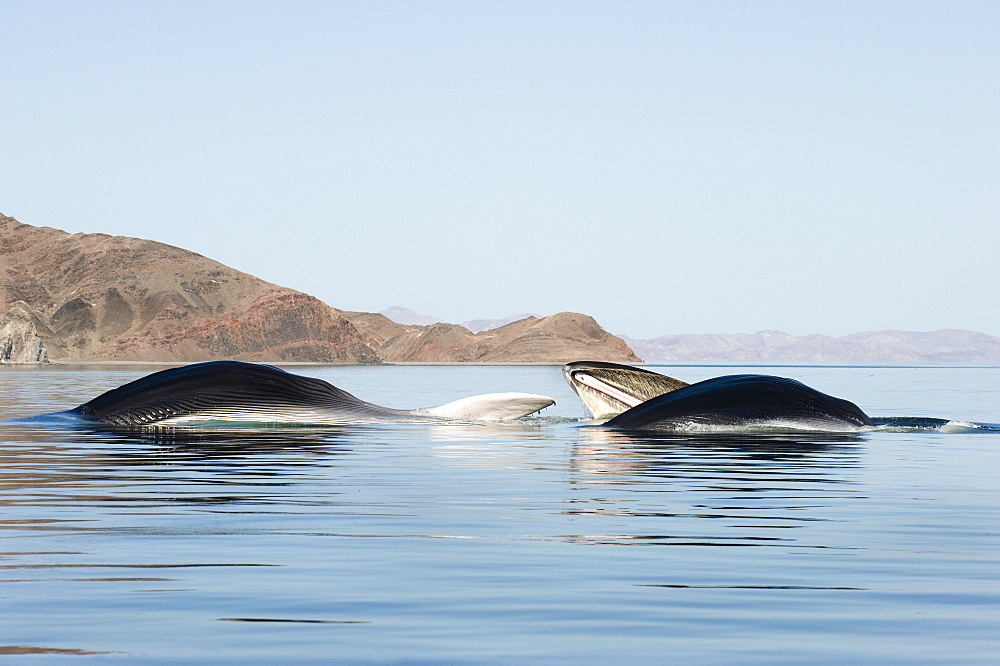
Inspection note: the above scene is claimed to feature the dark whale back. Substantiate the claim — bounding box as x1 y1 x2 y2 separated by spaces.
70 360 400 426
604 374 873 431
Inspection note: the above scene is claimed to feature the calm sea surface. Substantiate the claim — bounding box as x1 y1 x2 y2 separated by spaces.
1 364 998 664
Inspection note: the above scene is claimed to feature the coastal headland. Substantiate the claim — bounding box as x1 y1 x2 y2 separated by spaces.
0 214 639 364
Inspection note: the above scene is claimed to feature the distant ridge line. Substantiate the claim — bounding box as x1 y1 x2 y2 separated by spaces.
620 329 1000 364
379 307 537 333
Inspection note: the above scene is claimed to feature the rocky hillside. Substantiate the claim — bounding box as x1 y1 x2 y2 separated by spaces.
0 214 639 364
348 311 640 363
0 215 380 363
623 329 1000 364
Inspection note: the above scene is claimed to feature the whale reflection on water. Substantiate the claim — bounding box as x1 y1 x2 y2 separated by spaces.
568 426 864 477
560 427 866 549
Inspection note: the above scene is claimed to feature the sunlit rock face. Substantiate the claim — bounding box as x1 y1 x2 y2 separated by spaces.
0 304 49 363
1 214 640 364
0 214 380 363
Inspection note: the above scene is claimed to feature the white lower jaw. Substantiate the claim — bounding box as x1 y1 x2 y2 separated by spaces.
573 373 643 408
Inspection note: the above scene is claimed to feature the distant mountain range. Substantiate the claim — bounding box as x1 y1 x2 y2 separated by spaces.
381 307 537 333
383 307 1000 364
3 213 995 365
621 330 1000 364
378 306 443 327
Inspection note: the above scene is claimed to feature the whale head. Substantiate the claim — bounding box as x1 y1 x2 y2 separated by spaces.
562 361 689 419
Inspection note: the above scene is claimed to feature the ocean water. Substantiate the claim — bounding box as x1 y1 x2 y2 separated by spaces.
1 363 998 664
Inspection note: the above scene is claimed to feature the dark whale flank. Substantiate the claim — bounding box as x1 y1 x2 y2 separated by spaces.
70 360 404 426
604 374 873 431
2 360 555 427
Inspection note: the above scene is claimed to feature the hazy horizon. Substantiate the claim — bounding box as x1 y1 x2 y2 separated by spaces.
378 305 998 340
4 2 997 338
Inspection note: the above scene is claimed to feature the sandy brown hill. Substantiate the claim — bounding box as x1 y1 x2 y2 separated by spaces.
343 311 641 363
1 214 640 364
0 215 380 363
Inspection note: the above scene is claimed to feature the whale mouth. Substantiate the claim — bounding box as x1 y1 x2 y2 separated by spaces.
562 361 689 420
569 371 645 409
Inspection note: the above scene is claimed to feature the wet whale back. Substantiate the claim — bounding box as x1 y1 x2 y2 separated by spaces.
604 374 873 431
70 361 401 426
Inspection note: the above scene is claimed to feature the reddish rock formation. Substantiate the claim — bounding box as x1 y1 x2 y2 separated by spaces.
1 214 640 364
0 214 380 363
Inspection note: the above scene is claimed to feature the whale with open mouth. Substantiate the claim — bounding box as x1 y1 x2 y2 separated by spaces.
562 360 690 419
563 361 873 431
2 360 556 427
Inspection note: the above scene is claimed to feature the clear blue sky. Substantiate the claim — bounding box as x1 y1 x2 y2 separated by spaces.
3 1 998 339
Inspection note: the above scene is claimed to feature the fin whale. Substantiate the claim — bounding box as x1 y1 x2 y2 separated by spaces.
604 374 873 431
563 361 872 431
4 361 555 427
